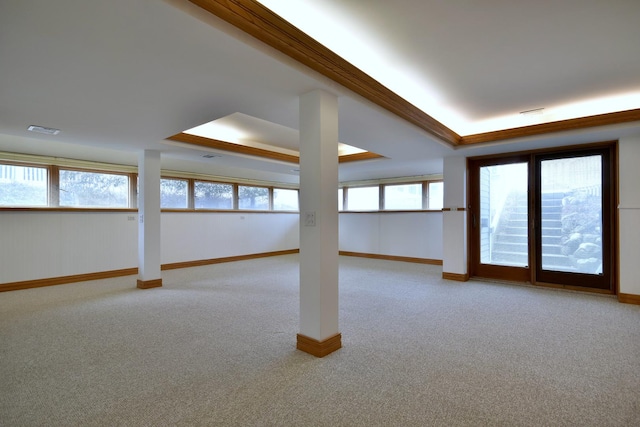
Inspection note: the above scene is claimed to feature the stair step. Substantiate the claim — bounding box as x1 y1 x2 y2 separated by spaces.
488 253 574 268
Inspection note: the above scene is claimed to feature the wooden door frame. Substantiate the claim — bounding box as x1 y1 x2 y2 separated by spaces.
467 141 618 293
468 154 531 282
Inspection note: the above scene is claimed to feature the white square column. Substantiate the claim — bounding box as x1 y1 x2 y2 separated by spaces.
618 134 640 303
137 150 162 289
442 156 469 281
297 90 341 357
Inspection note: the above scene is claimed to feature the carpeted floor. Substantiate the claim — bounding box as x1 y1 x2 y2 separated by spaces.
1 254 639 426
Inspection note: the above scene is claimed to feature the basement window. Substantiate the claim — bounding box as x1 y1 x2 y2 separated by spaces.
59 169 129 208
194 181 233 209
273 188 299 211
238 185 269 210
0 163 48 206
161 178 189 209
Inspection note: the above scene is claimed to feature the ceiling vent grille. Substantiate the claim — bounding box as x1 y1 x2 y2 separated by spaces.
27 125 60 135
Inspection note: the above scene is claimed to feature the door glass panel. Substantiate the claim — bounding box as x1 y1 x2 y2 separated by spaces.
540 155 602 274
479 162 528 267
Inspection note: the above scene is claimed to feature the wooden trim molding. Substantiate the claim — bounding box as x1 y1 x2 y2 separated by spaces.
533 281 614 295
187 1 640 146
137 279 163 289
162 249 299 270
460 109 640 145
296 333 342 358
168 132 385 164
442 272 470 282
187 0 460 145
1 250 300 292
0 207 137 212
338 152 385 163
0 268 138 292
339 251 442 265
339 210 442 214
618 293 640 305
168 133 299 164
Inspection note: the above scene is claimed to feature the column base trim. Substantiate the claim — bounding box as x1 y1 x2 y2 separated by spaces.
442 272 469 282
297 333 342 358
137 278 162 289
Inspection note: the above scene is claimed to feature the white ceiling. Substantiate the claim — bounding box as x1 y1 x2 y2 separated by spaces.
1 0 639 184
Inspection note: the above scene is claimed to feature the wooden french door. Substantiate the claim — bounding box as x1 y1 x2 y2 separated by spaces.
469 144 615 291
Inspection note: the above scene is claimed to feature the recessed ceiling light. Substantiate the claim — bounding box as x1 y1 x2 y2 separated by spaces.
27 125 60 135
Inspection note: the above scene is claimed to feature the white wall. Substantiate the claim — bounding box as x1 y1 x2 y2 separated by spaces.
618 134 640 296
339 212 443 260
161 212 298 264
0 211 299 284
1 209 440 285
0 211 138 284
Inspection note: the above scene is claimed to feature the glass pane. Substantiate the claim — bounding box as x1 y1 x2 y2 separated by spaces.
161 178 188 208
428 181 443 210
273 188 298 211
238 185 269 210
384 183 422 209
194 182 233 209
540 155 602 274
60 170 129 207
347 186 379 210
0 164 48 206
338 188 343 211
480 163 528 267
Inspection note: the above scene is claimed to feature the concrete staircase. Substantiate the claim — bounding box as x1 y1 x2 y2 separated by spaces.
490 192 575 271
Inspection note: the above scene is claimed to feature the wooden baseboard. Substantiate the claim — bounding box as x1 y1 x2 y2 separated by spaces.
161 249 300 271
296 333 342 358
442 272 470 282
0 268 138 293
1 250 300 292
137 278 163 289
339 251 442 265
618 293 640 305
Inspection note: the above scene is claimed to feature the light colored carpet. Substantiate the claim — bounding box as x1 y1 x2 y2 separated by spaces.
1 254 639 426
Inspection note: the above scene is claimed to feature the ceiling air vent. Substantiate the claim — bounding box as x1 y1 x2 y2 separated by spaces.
27 125 60 135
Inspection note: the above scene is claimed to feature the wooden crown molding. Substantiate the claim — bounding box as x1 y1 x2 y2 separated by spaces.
338 151 384 163
168 132 384 164
460 108 640 145
168 133 299 164
187 1 640 147
187 0 460 145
